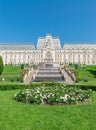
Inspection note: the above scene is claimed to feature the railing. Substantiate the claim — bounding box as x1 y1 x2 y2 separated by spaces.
65 68 76 81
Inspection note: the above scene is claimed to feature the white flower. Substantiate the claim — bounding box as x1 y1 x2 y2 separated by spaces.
36 90 40 93
47 94 51 98
42 95 47 99
14 93 17 98
71 97 75 101
60 96 65 100
60 94 69 102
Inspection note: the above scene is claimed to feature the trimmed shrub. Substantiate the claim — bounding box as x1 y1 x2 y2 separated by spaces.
66 84 96 91
21 64 24 69
17 76 23 83
20 69 28 76
76 77 82 82
0 56 4 75
0 82 96 91
14 84 92 105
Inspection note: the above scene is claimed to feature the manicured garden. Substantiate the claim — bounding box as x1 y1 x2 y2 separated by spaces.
0 63 96 129
68 65 96 85
0 65 29 84
0 84 96 130
14 84 92 105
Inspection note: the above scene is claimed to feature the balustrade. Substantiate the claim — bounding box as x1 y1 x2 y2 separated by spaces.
33 63 65 82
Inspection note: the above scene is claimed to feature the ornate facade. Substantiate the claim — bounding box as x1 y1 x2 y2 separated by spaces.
0 34 96 65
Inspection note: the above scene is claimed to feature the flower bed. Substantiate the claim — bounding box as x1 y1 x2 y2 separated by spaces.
14 84 92 105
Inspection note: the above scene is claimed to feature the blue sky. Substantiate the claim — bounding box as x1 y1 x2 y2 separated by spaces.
0 0 96 47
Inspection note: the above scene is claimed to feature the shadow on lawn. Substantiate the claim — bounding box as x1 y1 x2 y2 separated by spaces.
87 69 96 78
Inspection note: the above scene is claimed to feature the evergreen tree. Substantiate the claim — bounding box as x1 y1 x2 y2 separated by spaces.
0 56 4 75
21 64 24 69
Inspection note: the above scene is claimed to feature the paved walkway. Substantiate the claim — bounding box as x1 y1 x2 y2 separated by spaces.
24 69 35 84
62 70 74 84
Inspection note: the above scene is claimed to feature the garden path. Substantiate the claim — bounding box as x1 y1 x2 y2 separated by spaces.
24 69 35 84
63 70 74 84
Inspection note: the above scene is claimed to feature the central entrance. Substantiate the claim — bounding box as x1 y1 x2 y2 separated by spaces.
44 51 53 63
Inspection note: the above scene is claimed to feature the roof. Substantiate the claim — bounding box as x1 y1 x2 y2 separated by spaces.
63 43 96 50
0 44 35 50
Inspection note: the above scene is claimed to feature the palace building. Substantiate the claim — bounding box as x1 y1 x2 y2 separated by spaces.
0 34 96 65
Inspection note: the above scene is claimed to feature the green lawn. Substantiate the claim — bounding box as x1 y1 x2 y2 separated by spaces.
0 65 28 84
0 65 21 81
0 89 96 130
2 65 22 75
69 65 96 85
0 81 21 85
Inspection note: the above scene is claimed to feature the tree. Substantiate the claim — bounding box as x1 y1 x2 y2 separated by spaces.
21 64 24 69
75 64 78 69
0 56 4 75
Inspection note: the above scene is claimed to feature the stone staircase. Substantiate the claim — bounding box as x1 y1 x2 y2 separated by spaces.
33 63 65 82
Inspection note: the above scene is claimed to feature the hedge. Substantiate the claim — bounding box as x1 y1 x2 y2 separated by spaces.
66 84 96 91
0 82 96 91
0 83 42 91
